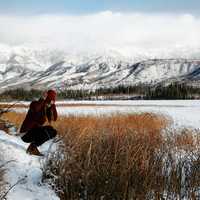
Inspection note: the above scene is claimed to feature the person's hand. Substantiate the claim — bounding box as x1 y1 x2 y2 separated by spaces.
51 100 55 105
43 91 48 99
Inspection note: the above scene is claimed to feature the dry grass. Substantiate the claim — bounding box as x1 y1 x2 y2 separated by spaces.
45 114 200 200
42 113 167 200
3 111 200 199
2 112 25 130
173 129 200 151
0 104 28 109
0 103 141 109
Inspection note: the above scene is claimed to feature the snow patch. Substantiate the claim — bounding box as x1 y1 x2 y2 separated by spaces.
0 131 59 200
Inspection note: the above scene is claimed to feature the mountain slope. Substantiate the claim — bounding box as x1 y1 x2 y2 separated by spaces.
0 46 200 91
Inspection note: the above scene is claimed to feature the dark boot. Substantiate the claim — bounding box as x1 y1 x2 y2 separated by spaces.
26 143 44 156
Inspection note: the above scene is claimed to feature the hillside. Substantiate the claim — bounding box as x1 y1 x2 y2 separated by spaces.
0 46 200 91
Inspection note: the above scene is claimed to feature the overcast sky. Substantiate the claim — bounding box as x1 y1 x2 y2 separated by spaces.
0 1 199 56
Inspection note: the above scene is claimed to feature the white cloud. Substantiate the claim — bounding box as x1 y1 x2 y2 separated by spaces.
0 12 200 57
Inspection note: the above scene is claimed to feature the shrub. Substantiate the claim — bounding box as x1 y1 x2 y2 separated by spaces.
43 114 200 199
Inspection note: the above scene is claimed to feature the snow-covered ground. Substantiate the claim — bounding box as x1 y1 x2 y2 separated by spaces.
58 100 200 129
0 130 59 200
13 100 200 129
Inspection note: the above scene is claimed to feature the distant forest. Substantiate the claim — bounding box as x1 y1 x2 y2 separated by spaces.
0 82 200 101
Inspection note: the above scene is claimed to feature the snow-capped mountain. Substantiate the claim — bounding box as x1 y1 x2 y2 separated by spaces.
0 45 200 91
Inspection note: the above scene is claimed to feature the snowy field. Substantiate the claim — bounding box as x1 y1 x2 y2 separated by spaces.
13 100 200 129
1 100 200 198
0 130 59 200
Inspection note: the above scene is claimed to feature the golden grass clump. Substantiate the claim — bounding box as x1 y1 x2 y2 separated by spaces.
2 112 25 129
174 129 197 151
44 113 170 200
44 114 200 200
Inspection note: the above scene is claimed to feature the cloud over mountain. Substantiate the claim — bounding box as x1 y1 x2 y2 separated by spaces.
0 12 200 57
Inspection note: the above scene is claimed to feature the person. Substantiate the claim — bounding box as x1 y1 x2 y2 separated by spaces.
20 89 58 156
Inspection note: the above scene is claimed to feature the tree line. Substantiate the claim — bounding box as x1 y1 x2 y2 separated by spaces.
145 83 200 100
0 83 200 101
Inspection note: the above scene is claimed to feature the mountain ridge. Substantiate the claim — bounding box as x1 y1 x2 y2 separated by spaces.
1 46 200 91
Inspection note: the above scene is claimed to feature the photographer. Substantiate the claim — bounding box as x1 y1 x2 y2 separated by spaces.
20 90 58 156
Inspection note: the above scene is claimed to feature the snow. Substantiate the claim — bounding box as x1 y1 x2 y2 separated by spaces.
0 45 200 90
13 100 200 129
0 130 59 200
57 100 200 129
56 100 200 129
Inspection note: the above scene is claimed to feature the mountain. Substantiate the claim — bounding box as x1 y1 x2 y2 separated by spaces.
0 45 200 91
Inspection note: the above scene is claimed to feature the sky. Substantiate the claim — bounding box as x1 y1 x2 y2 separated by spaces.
0 1 200 57
0 0 200 15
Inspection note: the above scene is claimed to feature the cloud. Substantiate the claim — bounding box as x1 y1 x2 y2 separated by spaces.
0 12 200 57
